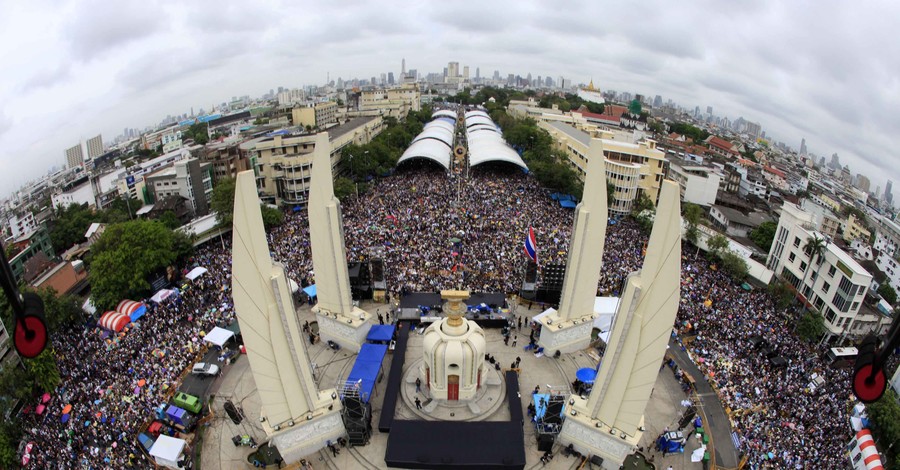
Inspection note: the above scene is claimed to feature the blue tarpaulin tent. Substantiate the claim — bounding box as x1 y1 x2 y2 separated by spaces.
366 325 395 343
344 343 388 403
559 199 577 209
302 284 317 298
576 367 597 383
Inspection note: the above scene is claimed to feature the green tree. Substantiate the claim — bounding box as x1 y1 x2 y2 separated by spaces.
628 99 642 115
0 288 83 336
749 221 778 252
210 177 236 227
259 205 284 230
799 235 826 302
878 283 897 305
867 389 900 465
184 122 209 145
796 309 826 342
0 421 22 468
89 220 193 310
50 203 96 252
631 192 655 215
720 251 749 280
707 234 729 258
768 280 795 310
25 348 60 393
607 183 615 206
334 177 356 202
159 210 182 230
682 202 704 254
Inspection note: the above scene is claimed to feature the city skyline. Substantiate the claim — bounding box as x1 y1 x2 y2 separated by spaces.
0 0 898 197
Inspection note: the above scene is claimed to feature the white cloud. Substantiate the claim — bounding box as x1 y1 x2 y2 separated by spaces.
0 0 898 197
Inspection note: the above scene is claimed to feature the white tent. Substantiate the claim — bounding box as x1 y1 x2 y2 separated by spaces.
531 308 556 323
185 267 208 281
82 298 97 316
149 435 186 469
203 326 235 348
151 289 175 304
289 278 300 294
593 297 620 344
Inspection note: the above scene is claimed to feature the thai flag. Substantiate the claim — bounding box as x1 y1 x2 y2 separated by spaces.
523 227 538 264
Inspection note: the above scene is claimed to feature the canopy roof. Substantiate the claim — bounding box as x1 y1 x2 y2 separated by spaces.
464 110 528 170
345 343 388 403
203 326 235 347
117 300 147 322
99 311 130 332
185 266 208 281
397 119 454 170
303 284 317 298
149 435 186 463
366 324 395 342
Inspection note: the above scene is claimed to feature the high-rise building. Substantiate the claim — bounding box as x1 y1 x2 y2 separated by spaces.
493 70 500 81
653 95 662 108
402 58 406 75
475 67 480 79
887 180 894 204
447 62 459 79
706 106 713 115
830 153 841 170
463 66 469 79
799 138 808 156
744 122 762 140
387 72 394 85
856 174 871 193
65 143 85 169
85 135 104 159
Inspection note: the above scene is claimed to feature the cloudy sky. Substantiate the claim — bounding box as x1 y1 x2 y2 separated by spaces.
1 0 898 198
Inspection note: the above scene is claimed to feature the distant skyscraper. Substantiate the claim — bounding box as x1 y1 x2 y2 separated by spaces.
653 95 662 107
407 69 417 81
387 72 394 85
855 174 871 193
799 138 808 156
493 70 500 81
706 106 713 115
818 156 825 167
475 67 480 79
65 143 84 169
402 58 406 75
447 62 459 79
85 134 103 159
463 66 469 79
830 153 841 170
886 180 894 204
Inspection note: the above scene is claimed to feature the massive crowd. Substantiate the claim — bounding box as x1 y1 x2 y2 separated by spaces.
20 244 235 469
17 162 878 468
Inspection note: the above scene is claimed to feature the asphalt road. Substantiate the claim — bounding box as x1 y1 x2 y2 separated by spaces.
668 337 740 468
178 349 221 401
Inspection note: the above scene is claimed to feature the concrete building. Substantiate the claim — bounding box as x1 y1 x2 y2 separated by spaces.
843 214 871 243
539 121 666 215
876 251 900 297
116 147 195 204
8 227 55 283
291 101 338 129
800 198 842 240
201 138 252 183
277 88 306 107
738 172 767 198
245 117 384 206
65 143 85 169
85 134 104 159
709 205 772 238
7 212 37 239
763 166 788 191
873 215 900 257
667 157 722 206
358 84 421 119
855 174 871 194
144 158 213 218
767 203 876 342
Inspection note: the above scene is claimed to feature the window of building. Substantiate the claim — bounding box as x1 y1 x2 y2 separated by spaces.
789 252 796 263
828 265 836 277
793 236 801 248
799 261 807 272
822 281 830 293
851 301 860 312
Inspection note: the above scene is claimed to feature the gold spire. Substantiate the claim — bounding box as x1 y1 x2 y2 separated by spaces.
441 290 470 327
587 79 596 91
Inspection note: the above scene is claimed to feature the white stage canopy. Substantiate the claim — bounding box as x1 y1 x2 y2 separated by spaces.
203 326 236 348
149 435 186 469
185 266 208 281
464 110 528 171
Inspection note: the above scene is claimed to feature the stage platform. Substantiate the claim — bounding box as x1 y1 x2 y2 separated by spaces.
378 321 410 432
397 292 512 328
383 370 526 469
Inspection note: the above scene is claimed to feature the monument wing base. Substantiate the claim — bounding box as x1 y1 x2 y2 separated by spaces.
314 307 372 353
537 313 593 355
269 409 346 464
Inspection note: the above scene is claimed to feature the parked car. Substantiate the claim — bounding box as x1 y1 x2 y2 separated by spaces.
191 362 219 377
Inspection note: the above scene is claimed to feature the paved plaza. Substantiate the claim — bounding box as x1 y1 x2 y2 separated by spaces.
202 299 707 469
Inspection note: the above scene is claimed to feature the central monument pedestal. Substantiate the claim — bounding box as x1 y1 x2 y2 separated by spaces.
314 306 372 351
536 309 595 355
558 396 641 470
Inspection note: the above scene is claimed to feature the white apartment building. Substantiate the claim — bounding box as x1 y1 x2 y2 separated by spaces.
739 174 767 198
667 157 722 207
65 143 85 169
799 198 842 240
7 212 37 239
874 231 896 258
876 252 900 296
767 203 881 342
873 214 900 257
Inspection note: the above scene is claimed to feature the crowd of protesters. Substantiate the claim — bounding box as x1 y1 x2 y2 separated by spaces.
18 162 874 468
20 243 235 469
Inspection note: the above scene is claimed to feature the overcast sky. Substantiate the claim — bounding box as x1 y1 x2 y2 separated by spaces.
1 0 898 199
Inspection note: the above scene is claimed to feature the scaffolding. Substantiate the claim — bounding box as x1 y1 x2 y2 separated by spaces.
339 380 372 446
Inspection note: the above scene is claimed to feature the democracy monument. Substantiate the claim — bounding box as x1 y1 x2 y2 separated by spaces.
229 108 682 469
